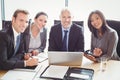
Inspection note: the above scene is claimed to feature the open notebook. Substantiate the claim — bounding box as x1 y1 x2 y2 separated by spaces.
13 64 42 72
40 65 94 80
13 53 48 72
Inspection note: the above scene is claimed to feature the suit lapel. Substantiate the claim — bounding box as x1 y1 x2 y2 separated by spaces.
57 25 63 48
68 24 75 50
40 29 44 44
8 25 15 48
7 25 15 56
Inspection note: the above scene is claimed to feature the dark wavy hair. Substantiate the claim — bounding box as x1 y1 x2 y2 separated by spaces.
34 12 48 19
88 10 108 38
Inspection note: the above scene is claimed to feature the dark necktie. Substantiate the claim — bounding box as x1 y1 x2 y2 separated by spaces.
14 34 21 56
62 30 68 51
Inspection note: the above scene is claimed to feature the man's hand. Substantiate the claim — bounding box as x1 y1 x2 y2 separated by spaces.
25 58 38 66
24 53 32 60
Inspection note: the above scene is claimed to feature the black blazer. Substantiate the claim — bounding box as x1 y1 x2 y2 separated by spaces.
23 26 47 53
48 23 84 51
0 24 25 70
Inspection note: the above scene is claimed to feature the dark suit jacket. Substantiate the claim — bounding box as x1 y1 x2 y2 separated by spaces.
23 26 47 53
48 23 84 51
0 24 25 70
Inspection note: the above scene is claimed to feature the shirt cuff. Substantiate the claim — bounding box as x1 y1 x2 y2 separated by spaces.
24 61 26 67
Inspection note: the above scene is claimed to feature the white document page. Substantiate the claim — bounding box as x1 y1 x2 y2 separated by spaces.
12 53 47 72
32 53 48 62
41 65 69 79
70 73 89 79
1 70 36 80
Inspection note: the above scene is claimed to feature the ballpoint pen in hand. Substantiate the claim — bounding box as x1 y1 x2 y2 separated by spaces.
24 53 33 60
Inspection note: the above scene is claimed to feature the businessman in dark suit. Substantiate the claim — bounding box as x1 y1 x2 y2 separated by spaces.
0 9 38 70
48 8 84 51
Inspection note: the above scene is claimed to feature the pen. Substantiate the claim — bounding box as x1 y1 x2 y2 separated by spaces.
24 53 33 59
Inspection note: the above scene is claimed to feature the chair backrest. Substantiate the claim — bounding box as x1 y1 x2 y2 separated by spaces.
54 20 83 27
2 19 32 30
107 20 120 57
2 20 11 30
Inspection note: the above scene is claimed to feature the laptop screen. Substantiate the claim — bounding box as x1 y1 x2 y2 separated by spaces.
48 51 83 66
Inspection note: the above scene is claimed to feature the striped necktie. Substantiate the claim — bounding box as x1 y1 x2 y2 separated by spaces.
62 30 68 51
13 34 21 56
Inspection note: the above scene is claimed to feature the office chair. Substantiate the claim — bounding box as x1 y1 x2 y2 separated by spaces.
2 19 31 30
107 20 120 57
2 20 11 30
54 20 83 27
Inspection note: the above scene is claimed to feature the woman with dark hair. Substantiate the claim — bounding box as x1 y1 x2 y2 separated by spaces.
84 10 119 62
23 12 48 58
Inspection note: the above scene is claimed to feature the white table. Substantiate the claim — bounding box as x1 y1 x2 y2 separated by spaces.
1 57 120 80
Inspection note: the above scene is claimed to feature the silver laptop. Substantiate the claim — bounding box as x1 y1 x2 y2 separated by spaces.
48 51 83 66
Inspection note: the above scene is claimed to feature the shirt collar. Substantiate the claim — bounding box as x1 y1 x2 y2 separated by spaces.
12 26 20 38
61 24 71 32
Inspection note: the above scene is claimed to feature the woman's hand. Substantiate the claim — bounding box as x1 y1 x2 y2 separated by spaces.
93 48 102 57
84 53 96 62
31 50 39 56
